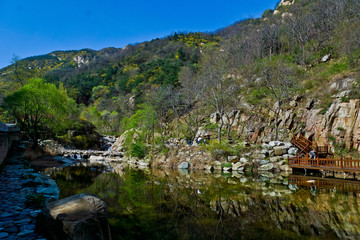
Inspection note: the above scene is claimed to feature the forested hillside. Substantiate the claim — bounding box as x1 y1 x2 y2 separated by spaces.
1 0 360 153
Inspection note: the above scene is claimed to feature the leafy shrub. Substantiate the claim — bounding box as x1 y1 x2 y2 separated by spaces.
129 142 147 158
222 162 232 168
202 140 238 160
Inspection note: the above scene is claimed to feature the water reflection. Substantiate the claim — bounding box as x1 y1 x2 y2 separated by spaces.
50 165 360 240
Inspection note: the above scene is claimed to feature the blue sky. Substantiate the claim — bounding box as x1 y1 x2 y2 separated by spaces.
0 0 279 68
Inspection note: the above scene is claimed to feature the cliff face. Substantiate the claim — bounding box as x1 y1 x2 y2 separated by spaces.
216 76 360 150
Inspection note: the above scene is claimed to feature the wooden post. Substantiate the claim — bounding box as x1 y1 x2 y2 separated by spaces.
341 157 343 169
317 157 319 167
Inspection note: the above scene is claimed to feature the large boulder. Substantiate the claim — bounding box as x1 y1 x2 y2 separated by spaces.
288 147 298 155
259 163 274 171
273 146 288 156
232 162 245 170
112 129 139 152
269 141 283 147
37 193 111 240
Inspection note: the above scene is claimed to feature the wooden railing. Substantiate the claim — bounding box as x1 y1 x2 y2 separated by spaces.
292 134 330 157
288 156 360 173
292 134 314 155
288 175 360 193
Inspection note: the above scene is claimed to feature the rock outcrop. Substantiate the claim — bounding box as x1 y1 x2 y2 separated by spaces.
211 76 360 151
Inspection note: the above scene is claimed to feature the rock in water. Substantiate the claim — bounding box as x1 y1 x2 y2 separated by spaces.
37 193 111 240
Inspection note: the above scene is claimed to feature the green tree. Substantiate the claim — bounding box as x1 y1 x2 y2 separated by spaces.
2 78 76 147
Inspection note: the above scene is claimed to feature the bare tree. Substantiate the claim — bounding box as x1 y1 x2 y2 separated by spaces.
10 55 24 86
258 61 295 140
179 66 205 142
201 50 240 143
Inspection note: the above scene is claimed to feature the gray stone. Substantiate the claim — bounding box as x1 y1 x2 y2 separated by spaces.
253 159 268 165
261 172 274 178
0 232 9 238
89 155 105 162
288 147 298 155
178 162 189 169
261 143 271 150
0 213 13 218
273 146 288 156
20 224 35 231
5 226 18 233
240 158 249 164
269 141 283 147
306 98 314 110
289 100 297 107
227 156 237 162
270 156 283 163
39 193 111 240
232 162 245 170
261 149 269 156
283 154 295 159
283 142 293 149
17 230 34 236
259 163 274 171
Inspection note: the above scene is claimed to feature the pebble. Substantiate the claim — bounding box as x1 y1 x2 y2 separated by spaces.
0 232 9 238
0 145 59 239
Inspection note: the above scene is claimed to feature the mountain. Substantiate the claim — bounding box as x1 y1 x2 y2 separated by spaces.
1 0 360 151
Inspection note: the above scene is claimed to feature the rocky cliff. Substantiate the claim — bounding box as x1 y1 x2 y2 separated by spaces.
212 76 360 151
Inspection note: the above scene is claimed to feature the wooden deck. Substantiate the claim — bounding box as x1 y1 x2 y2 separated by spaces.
287 134 360 173
288 175 360 193
288 156 360 173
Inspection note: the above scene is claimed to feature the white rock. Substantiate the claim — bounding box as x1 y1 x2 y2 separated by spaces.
269 141 283 147
261 143 271 150
259 163 274 171
178 162 189 169
288 147 298 155
227 156 238 162
321 54 331 62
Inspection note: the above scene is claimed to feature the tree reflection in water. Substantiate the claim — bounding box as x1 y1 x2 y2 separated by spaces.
51 167 360 240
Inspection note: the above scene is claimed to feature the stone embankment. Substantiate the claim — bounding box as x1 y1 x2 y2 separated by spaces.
0 142 59 239
165 140 295 173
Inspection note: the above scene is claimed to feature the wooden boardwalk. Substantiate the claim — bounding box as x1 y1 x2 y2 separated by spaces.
288 175 360 193
288 134 360 173
288 156 360 173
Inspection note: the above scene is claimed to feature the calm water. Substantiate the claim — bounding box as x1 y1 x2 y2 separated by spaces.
47 163 360 240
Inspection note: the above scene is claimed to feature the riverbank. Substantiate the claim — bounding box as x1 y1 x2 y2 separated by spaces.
0 142 59 239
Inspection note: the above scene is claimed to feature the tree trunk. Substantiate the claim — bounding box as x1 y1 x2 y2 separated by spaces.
218 116 224 144
275 113 279 141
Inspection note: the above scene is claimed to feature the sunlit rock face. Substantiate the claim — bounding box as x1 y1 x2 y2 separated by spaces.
210 76 360 150
278 0 295 7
